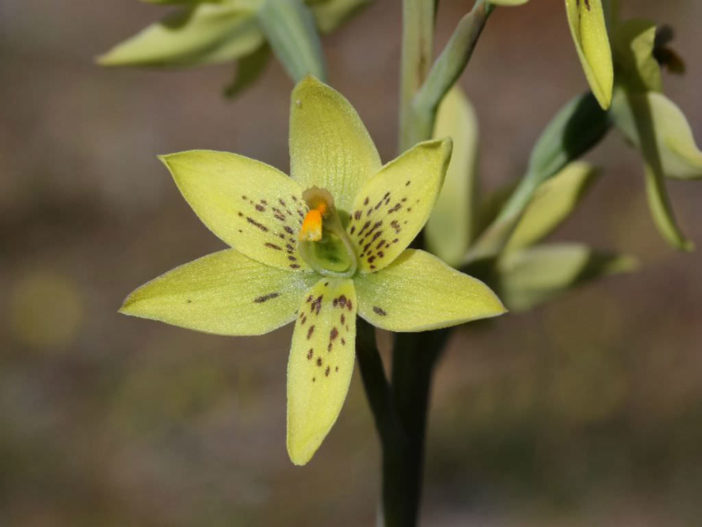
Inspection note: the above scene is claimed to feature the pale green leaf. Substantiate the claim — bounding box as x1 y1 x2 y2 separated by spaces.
355 249 505 332
612 90 702 180
496 243 637 312
98 3 264 67
120 249 316 335
160 150 313 271
310 0 371 33
289 76 381 212
224 45 270 98
426 86 479 267
348 139 452 273
506 161 599 251
287 277 357 465
612 19 662 93
258 0 326 82
565 0 614 109
611 88 693 250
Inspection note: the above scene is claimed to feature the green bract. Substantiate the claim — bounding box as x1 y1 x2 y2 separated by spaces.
120 77 506 465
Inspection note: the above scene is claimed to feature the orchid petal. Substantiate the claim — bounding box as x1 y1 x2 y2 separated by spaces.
355 249 505 332
347 139 452 273
161 150 312 271
287 277 357 465
120 249 316 335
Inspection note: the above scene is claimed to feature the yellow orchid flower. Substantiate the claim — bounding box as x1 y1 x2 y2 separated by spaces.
119 76 506 465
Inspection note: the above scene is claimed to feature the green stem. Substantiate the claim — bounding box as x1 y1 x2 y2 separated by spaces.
399 0 436 152
400 0 494 150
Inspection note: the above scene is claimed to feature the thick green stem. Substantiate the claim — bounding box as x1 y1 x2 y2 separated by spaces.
387 330 450 525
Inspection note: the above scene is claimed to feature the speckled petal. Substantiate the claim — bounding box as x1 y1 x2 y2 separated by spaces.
347 139 452 273
289 76 382 212
287 277 357 465
355 249 506 332
119 249 317 336
161 150 310 271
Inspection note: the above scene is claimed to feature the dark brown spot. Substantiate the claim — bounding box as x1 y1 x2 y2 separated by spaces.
335 366 339 372
279 198 287 207
290 264 301 269
330 327 339 340
288 255 297 262
388 203 402 213
347 300 353 311
312 377 316 382
341 338 346 346
325 366 330 377
317 357 323 366
254 292 280 303
284 225 294 235
241 195 247 200
354 210 362 220
255 204 265 212
265 242 282 250
349 226 356 234
364 197 369 206
340 314 346 325
373 306 387 316
405 180 411 186
307 348 313 360
307 325 315 339
246 217 269 232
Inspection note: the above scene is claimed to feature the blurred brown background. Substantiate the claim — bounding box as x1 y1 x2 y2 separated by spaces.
1 1 701 525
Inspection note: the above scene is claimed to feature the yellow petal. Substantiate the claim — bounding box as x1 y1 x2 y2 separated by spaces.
287 277 357 465
289 76 382 212
565 0 614 109
355 249 505 332
120 249 317 335
161 150 311 271
347 139 452 273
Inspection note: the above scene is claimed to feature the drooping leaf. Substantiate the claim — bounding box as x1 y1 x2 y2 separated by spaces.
160 150 313 271
257 0 327 82
120 249 316 335
506 161 599 251
289 76 381 212
565 0 614 109
496 243 637 311
287 277 357 465
224 45 271 98
426 86 479 267
98 3 264 67
310 0 371 34
612 19 662 93
347 139 452 273
355 249 505 332
612 90 702 180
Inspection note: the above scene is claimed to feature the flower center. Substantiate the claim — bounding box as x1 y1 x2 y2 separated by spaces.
298 187 358 278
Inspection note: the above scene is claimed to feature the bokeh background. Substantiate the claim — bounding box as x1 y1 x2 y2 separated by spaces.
1 0 701 525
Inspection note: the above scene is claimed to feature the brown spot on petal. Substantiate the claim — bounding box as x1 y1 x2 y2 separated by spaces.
307 325 315 339
254 293 280 303
373 306 387 316
307 348 313 360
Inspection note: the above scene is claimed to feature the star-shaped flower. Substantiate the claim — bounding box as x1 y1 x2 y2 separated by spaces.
120 76 506 465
